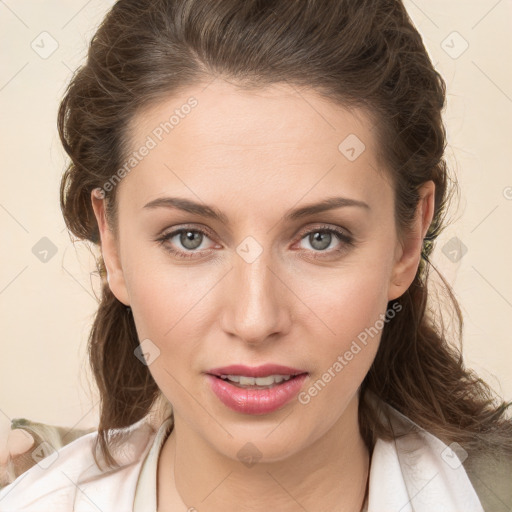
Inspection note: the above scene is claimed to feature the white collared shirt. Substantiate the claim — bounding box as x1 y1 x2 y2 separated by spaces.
0 402 484 511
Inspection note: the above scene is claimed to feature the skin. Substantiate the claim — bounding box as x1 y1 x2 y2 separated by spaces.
91 78 435 511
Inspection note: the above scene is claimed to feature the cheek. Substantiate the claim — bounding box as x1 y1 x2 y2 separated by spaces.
125 266 206 404
129 285 207 371
297 285 387 427
300 262 391 388
304 260 391 338
122 243 209 338
124 259 221 389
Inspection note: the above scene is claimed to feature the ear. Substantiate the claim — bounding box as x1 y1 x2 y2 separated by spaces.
388 180 435 301
90 188 130 306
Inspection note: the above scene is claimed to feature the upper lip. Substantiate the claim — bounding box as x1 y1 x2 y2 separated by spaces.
207 364 307 378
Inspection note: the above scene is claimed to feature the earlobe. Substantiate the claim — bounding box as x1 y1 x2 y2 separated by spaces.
90 188 131 306
387 181 435 301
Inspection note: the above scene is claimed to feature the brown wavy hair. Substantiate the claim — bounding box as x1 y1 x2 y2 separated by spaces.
58 0 511 470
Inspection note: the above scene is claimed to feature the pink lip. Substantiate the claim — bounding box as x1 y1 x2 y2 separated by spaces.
206 373 309 415
207 364 306 378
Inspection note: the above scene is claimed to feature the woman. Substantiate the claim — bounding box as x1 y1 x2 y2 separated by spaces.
1 0 510 510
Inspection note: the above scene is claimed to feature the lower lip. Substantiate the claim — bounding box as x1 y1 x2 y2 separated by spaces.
206 374 308 415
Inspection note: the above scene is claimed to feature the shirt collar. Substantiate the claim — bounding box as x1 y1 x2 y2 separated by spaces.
367 397 483 512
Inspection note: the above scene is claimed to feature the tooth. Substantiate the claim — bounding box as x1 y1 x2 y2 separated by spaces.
221 374 295 386
239 376 256 386
254 376 276 386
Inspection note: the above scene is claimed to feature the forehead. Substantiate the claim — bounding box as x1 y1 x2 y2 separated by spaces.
129 79 376 156
119 79 390 215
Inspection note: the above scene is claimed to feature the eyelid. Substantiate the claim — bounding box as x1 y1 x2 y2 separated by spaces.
294 222 353 240
158 222 352 245
155 225 219 260
159 223 218 241
156 222 355 261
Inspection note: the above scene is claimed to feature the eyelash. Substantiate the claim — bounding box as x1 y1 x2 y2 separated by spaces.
155 224 355 260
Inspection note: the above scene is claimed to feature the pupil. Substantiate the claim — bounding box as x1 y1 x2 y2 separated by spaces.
181 231 202 250
311 231 331 250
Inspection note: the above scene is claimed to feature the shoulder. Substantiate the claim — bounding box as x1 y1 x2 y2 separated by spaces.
371 397 512 511
463 446 512 512
0 417 158 512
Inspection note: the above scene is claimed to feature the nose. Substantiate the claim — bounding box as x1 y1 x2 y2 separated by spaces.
220 251 292 346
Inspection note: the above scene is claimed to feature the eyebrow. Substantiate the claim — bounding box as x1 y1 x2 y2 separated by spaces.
143 195 370 224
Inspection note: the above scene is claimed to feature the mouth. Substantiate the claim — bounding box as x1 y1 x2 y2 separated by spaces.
206 364 308 389
205 367 310 415
209 373 308 389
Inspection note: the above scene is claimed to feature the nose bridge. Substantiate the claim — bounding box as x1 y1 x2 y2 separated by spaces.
222 245 290 344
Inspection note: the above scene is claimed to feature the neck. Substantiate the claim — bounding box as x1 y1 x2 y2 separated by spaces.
158 395 369 512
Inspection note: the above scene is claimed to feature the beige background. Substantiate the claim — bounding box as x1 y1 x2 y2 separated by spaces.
0 0 511 438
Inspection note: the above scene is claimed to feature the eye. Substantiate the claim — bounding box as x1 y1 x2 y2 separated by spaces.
156 226 218 259
295 224 354 258
155 223 355 261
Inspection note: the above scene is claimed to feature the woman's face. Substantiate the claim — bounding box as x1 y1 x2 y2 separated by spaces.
92 79 432 462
